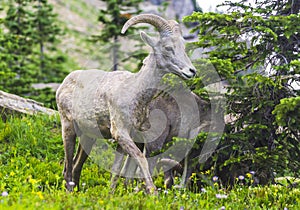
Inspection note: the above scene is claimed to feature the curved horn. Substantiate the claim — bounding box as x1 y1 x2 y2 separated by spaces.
168 20 182 36
121 14 173 37
156 158 183 174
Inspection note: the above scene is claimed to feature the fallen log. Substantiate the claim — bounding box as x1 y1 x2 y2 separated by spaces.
0 90 57 120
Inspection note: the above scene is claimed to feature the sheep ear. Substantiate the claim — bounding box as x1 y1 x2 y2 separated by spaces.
140 31 156 48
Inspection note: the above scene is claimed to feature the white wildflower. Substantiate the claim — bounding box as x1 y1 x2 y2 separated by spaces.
201 188 207 193
250 171 255 175
212 176 219 182
68 181 75 186
1 191 8 197
216 194 228 199
238 175 245 180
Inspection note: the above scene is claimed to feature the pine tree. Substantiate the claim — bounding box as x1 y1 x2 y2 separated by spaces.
3 0 39 95
2 0 68 107
93 0 144 71
32 0 64 81
0 17 16 91
184 0 300 185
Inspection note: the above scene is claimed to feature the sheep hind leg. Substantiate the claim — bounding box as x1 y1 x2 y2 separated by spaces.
61 119 77 192
72 135 95 190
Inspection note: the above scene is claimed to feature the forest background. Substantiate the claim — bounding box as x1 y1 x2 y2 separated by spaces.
0 0 299 209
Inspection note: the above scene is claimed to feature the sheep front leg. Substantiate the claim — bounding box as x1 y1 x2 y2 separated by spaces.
116 133 157 194
110 145 125 191
61 118 76 192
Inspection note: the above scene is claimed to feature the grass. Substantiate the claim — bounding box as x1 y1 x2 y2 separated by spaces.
0 114 300 209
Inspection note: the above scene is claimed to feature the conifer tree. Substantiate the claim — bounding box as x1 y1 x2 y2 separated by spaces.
184 0 300 185
1 0 68 107
0 17 16 91
93 0 144 71
3 0 38 95
32 0 64 81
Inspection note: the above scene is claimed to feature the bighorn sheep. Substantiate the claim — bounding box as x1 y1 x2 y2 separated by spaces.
113 91 213 189
56 14 196 194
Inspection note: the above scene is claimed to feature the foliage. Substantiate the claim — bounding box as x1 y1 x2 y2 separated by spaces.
183 0 300 185
0 0 69 107
0 115 300 209
0 22 16 88
92 0 146 71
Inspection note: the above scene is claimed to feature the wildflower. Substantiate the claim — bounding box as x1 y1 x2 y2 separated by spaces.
238 175 245 180
212 176 219 182
220 206 226 210
250 171 255 175
82 182 86 187
1 191 8 197
201 188 207 193
164 190 168 195
180 206 184 210
215 194 228 199
29 177 38 185
36 191 44 200
68 181 75 186
246 173 252 178
284 207 288 210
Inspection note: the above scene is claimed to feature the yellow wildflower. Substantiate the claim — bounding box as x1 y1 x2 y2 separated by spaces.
36 192 44 200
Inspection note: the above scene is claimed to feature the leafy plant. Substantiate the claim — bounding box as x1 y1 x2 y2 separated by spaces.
183 0 300 185
0 113 299 209
0 0 69 107
92 0 146 72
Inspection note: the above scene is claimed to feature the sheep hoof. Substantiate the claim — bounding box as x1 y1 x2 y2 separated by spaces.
146 186 158 195
65 181 76 192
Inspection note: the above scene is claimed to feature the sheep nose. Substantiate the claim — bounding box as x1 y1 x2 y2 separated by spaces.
190 68 196 77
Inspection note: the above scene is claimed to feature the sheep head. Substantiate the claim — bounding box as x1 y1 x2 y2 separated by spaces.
122 14 196 80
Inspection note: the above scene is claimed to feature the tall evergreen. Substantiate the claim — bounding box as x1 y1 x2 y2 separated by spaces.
3 0 38 95
93 0 144 71
32 0 65 82
0 17 16 91
184 0 300 185
1 0 68 107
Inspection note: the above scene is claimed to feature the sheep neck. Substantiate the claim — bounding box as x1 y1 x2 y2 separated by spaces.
134 53 166 105
130 53 166 128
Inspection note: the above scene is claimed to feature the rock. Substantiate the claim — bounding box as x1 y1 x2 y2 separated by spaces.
149 0 164 5
171 0 195 20
32 83 61 91
140 0 198 38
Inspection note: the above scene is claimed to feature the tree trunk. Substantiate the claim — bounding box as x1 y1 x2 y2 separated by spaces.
112 35 119 71
0 90 57 121
38 0 45 76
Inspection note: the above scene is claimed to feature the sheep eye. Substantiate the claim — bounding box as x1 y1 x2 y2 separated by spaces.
165 46 174 53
